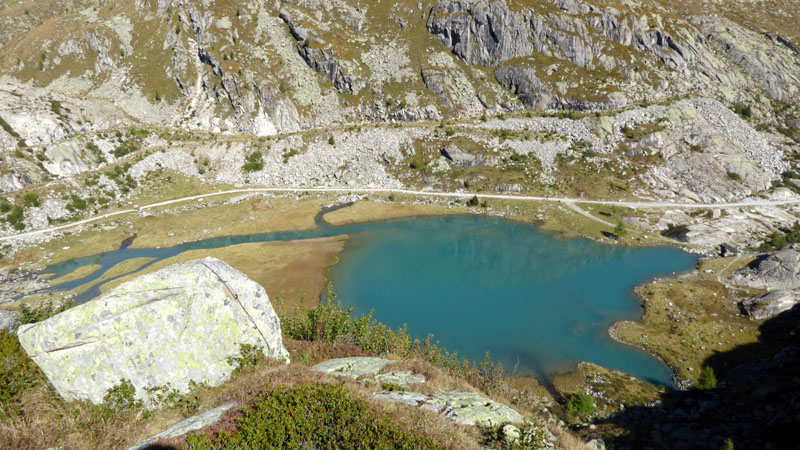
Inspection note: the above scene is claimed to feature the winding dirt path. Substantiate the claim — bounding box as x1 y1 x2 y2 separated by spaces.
2 186 799 242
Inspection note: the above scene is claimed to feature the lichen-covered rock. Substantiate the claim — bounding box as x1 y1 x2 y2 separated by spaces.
0 309 21 333
375 390 524 427
729 245 800 290
311 357 392 378
741 290 799 320
126 402 237 450
17 257 289 405
373 371 427 388
312 357 427 387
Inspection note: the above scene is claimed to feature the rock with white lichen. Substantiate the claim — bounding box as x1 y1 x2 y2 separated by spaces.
17 257 289 405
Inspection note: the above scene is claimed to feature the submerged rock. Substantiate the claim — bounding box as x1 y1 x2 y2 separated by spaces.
17 257 289 405
741 290 799 320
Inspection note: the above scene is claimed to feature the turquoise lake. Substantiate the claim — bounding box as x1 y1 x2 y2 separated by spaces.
45 214 697 386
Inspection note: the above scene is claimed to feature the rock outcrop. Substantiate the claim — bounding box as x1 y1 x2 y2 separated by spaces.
375 390 525 426
0 309 20 333
729 245 800 291
312 357 426 387
126 403 237 450
741 289 799 320
17 257 289 405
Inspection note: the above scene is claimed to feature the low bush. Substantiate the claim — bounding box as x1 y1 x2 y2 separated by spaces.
19 300 74 325
0 330 47 419
565 393 595 416
696 365 717 390
243 151 264 172
183 384 441 449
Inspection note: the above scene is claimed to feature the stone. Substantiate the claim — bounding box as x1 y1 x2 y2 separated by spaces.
729 245 800 290
17 257 289 405
741 290 799 320
373 371 427 387
311 357 392 378
440 144 476 168
0 309 21 333
126 403 237 450
375 390 524 427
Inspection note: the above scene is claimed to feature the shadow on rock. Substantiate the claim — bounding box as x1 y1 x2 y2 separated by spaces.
597 305 800 450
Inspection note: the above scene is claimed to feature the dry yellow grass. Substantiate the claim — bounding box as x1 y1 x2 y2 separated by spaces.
323 199 462 226
46 264 101 285
612 277 761 383
106 237 347 314
70 258 156 295
129 195 325 249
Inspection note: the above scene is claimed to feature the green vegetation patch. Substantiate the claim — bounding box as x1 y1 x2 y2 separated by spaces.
243 151 264 172
0 330 47 419
183 384 441 450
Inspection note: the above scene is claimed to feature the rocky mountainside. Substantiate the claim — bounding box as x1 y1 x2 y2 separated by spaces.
0 0 799 250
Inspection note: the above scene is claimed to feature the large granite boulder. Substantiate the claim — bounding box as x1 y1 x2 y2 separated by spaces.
741 290 799 320
729 245 800 291
17 257 289 405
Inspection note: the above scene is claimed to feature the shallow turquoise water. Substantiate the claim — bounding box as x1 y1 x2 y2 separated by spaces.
44 213 695 385
329 215 697 385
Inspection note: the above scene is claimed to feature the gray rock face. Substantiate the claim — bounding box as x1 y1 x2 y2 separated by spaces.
0 309 21 333
375 390 525 426
427 0 800 108
17 257 289 405
297 45 364 95
126 402 237 450
729 245 800 291
741 290 799 320
440 144 476 167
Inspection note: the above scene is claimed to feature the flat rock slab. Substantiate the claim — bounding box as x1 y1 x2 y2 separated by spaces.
312 357 426 387
126 402 237 450
375 390 524 427
18 257 289 404
0 309 21 333
312 357 392 378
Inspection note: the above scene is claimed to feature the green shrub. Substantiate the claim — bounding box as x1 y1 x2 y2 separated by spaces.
19 300 75 325
696 365 717 390
566 393 595 416
0 201 10 213
242 151 264 172
282 288 505 395
5 206 26 230
328 135 335 146
726 171 742 181
227 343 263 376
23 192 40 207
183 384 441 449
103 378 142 411
281 149 299 164
0 330 47 419
467 195 480 207
614 221 627 238
66 194 88 212
722 438 734 450
733 104 752 120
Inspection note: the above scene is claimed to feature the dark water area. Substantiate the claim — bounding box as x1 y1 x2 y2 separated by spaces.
44 214 696 385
